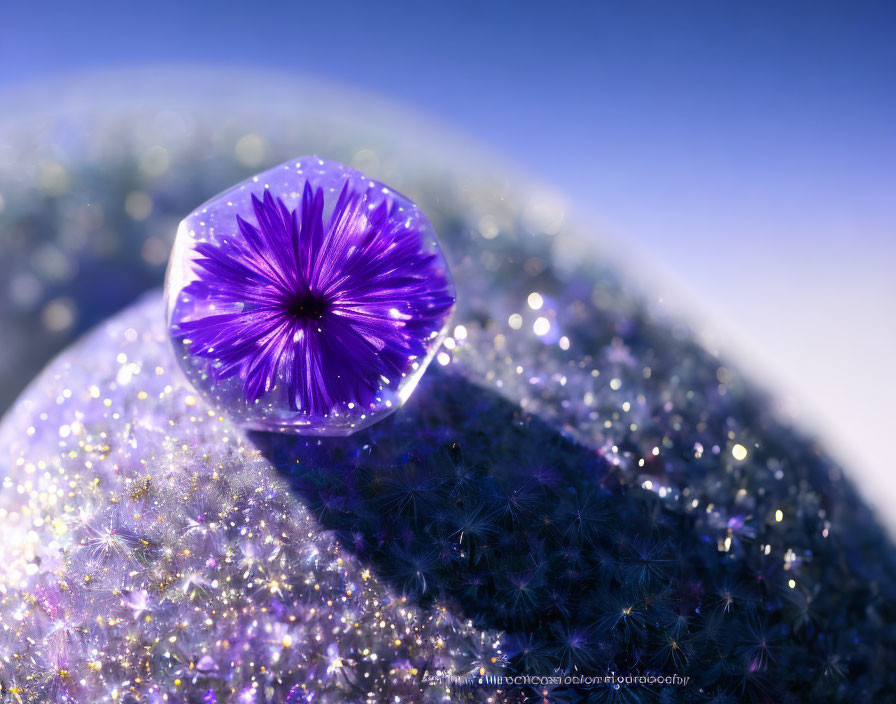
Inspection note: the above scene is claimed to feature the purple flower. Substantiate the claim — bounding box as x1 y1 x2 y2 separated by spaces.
174 180 454 420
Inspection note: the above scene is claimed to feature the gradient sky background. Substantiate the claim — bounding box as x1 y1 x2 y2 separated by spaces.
1 0 895 524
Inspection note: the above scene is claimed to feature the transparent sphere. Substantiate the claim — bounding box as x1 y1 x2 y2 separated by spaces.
165 156 455 435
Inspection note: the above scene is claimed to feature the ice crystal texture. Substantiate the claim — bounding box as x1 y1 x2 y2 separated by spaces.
1 92 895 702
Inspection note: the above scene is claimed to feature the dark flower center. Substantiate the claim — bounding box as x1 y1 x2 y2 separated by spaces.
285 291 332 320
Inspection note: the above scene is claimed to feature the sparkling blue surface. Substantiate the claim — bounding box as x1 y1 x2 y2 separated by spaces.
1 123 895 700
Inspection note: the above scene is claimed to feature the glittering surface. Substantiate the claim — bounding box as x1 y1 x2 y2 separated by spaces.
166 157 454 435
0 298 500 703
2 72 896 703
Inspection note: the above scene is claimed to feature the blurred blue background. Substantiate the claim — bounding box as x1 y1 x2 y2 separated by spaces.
1 0 894 520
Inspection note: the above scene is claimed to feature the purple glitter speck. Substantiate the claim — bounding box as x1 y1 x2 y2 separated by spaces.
165 157 455 435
